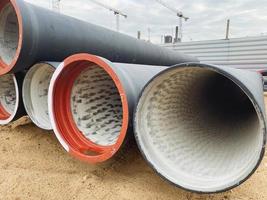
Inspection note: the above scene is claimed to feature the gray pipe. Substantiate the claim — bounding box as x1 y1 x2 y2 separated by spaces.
134 62 266 193
22 62 58 130
47 53 167 163
0 0 197 75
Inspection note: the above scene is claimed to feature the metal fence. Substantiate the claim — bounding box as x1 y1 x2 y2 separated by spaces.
162 36 267 70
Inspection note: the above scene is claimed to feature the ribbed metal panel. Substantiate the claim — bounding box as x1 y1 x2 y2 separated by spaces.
163 36 267 70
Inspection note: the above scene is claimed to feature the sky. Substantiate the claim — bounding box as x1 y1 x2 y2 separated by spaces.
25 0 267 43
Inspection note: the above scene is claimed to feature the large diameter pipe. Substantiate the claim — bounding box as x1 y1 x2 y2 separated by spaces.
48 53 167 163
22 62 58 130
0 72 25 124
0 0 197 75
134 63 266 193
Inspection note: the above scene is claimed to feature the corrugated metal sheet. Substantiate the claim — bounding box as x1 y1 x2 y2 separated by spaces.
162 36 267 70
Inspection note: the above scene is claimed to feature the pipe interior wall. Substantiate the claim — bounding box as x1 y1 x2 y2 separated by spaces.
22 62 57 130
0 2 18 65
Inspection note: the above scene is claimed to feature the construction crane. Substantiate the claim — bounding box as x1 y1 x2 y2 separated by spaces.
50 0 61 12
88 0 127 32
155 0 189 41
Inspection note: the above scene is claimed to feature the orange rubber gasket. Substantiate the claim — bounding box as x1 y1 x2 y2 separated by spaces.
52 54 129 163
0 103 10 120
0 0 23 75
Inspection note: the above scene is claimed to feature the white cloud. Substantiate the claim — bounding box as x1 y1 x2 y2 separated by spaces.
25 0 267 43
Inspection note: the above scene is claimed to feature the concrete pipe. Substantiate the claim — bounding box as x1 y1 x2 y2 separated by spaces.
0 72 25 124
0 0 197 75
48 53 166 163
134 63 266 193
22 62 57 130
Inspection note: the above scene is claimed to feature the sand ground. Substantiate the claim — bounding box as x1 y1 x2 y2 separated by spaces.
0 99 267 200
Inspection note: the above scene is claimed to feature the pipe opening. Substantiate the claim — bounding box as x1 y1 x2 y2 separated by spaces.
50 55 128 163
135 66 264 192
0 2 19 66
70 65 123 146
23 63 55 130
0 73 18 123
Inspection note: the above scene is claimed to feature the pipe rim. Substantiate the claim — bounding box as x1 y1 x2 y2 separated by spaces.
48 53 129 163
22 62 55 130
0 0 23 75
0 73 19 125
134 62 266 193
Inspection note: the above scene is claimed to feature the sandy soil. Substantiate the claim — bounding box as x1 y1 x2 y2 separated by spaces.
0 99 267 200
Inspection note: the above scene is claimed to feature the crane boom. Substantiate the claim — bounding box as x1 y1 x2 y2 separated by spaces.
155 0 187 20
89 0 127 18
155 0 189 41
88 0 127 32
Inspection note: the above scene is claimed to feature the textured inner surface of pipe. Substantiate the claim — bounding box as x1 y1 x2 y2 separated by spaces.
0 3 19 65
0 74 17 120
23 63 55 130
135 67 263 192
71 65 123 146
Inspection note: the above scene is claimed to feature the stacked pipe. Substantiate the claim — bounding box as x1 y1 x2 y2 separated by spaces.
0 0 196 124
0 0 266 194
